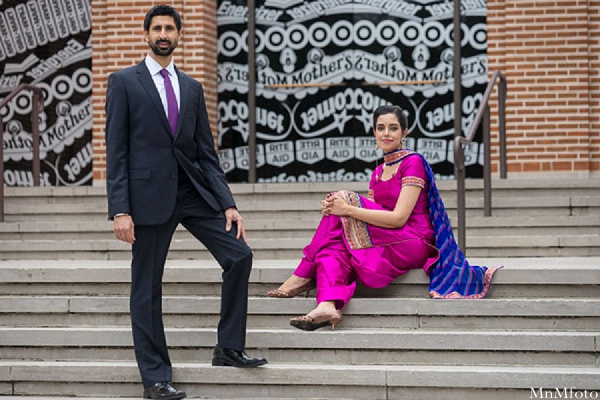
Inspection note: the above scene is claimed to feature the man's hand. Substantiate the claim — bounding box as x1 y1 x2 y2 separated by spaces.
225 207 247 242
113 214 135 244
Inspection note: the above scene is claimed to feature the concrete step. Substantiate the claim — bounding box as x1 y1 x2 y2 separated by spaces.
1 258 599 298
1 361 599 399
3 257 598 331
4 204 596 222
5 192 600 216
2 295 599 331
4 177 599 200
2 215 599 238
3 179 599 221
1 232 599 259
1 327 598 367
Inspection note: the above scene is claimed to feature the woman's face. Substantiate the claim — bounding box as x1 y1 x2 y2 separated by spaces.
373 113 407 153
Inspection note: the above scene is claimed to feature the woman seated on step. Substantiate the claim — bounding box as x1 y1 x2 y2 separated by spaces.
267 104 501 331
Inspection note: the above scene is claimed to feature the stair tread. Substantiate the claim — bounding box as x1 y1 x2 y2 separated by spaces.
1 234 599 247
1 257 599 284
4 177 600 195
0 327 596 351
2 296 599 316
2 214 600 231
2 360 599 388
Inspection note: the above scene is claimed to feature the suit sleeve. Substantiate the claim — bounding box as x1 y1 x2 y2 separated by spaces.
193 83 236 210
105 73 131 219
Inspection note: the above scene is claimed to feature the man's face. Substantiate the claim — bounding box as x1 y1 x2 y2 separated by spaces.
145 15 180 57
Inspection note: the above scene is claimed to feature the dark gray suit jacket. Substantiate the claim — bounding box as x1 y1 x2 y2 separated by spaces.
105 61 235 225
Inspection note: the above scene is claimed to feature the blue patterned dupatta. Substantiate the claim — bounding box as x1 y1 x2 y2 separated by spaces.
412 151 501 299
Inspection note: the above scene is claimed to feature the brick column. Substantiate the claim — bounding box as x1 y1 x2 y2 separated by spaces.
488 0 597 174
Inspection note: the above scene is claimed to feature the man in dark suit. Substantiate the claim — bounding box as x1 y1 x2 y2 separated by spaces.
105 5 267 399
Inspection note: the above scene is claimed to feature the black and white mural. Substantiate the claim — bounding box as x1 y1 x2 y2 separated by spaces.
1 0 92 186
218 0 487 183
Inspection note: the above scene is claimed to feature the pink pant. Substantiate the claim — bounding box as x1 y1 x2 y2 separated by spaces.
294 214 433 309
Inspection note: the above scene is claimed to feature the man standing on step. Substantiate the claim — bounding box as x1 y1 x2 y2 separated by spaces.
105 4 267 399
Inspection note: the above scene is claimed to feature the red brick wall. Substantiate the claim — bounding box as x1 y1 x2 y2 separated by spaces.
589 1 600 173
92 1 600 181
488 0 600 174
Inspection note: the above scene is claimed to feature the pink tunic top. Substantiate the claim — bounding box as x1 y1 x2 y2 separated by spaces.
294 155 439 308
366 156 435 248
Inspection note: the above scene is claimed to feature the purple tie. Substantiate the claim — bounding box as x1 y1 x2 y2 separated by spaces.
160 68 178 136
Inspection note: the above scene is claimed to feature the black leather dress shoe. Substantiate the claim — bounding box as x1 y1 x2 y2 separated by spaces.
211 345 268 368
142 381 186 400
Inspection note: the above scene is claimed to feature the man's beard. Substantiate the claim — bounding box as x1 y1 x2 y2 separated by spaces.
148 39 177 57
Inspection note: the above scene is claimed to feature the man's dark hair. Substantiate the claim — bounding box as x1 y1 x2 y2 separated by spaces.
144 4 182 31
372 105 408 131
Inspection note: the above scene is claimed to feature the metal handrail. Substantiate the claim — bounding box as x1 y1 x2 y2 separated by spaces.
454 70 507 252
0 84 45 222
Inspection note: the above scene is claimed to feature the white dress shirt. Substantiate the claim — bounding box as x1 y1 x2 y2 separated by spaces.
144 54 181 118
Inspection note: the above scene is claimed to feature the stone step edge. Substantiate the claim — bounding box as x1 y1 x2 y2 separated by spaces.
0 398 147 400
2 235 599 252
3 296 600 317
1 361 599 390
0 396 292 400
5 176 600 195
2 214 599 230
4 198 599 217
1 327 597 352
2 257 599 285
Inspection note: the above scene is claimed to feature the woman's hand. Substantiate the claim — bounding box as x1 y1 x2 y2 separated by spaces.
320 194 331 216
320 185 422 229
320 192 347 216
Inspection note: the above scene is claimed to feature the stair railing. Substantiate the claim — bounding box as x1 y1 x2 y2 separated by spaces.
454 70 507 252
0 84 45 222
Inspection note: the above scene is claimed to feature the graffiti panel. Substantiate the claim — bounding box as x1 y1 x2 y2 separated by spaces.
217 0 487 183
1 0 92 187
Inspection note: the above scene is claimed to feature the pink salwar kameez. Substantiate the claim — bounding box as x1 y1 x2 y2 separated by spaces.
294 155 439 309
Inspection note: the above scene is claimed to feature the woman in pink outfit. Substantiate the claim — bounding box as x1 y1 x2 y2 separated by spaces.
267 105 439 330
268 105 501 331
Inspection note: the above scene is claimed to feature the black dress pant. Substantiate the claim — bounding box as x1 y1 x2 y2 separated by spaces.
129 171 252 387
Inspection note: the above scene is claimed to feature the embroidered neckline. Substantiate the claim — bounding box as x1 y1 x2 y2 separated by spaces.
383 149 411 166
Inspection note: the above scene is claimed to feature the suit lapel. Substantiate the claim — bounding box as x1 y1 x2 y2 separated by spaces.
135 61 172 136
